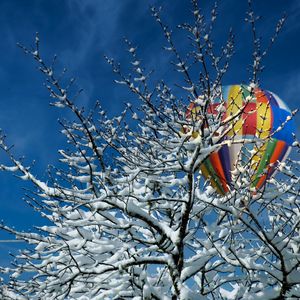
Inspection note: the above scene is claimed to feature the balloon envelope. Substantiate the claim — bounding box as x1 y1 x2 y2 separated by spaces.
187 84 296 195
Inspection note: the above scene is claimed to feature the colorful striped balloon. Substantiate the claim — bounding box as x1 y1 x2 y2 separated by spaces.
187 84 296 195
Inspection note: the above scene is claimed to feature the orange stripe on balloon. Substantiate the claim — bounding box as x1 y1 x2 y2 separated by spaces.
186 102 195 119
254 88 269 103
256 174 267 189
209 152 229 192
269 140 286 165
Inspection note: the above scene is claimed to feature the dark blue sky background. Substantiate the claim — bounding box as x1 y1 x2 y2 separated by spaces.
0 0 299 264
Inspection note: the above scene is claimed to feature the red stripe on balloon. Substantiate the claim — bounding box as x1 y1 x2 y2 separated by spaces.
207 103 218 114
209 152 229 192
208 103 227 121
242 102 257 135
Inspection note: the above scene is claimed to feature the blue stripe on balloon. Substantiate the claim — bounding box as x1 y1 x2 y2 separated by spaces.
271 107 295 146
218 143 232 184
277 142 289 163
265 91 279 107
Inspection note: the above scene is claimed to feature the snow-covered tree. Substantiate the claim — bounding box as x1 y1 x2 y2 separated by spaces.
0 1 299 299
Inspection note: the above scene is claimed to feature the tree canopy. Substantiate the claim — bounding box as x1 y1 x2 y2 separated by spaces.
0 1 299 299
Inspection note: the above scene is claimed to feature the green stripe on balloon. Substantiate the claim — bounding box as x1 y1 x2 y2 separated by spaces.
252 139 277 187
203 158 225 195
241 84 251 100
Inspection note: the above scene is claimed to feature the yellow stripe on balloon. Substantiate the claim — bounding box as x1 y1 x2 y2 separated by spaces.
256 102 271 139
226 85 243 138
251 102 272 170
190 105 201 122
200 164 223 194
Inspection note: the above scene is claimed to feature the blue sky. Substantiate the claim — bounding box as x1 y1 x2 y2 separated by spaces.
0 0 299 264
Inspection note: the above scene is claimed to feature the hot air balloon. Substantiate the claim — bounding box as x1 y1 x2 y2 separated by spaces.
186 84 296 195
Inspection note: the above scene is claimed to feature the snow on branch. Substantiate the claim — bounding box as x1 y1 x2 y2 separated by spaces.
0 2 299 300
